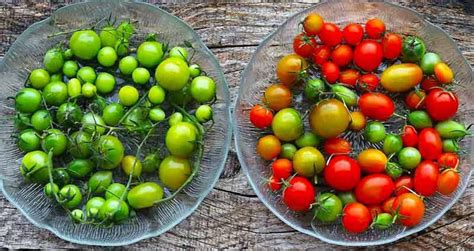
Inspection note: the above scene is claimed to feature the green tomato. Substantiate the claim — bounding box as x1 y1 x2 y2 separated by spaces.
148 85 166 104
195 104 213 123
95 135 124 169
435 120 468 139
116 21 135 40
95 72 116 94
121 107 151 132
20 150 49 183
71 209 84 223
15 88 42 113
99 25 118 48
18 129 41 152
14 113 31 131
314 192 343 222
77 66 97 84
63 49 73 60
69 30 101 60
115 38 129 57
280 143 297 160
29 69 50 89
43 48 64 73
82 83 96 98
142 153 161 173
44 182 59 198
121 155 142 178
168 84 193 106
105 183 128 200
408 110 433 129
372 213 393 230
43 81 68 106
169 46 188 60
398 147 421 170
295 132 320 148
31 109 52 131
331 84 358 107
189 64 201 78
52 168 70 187
50 73 63 82
159 155 191 191
190 76 216 103
67 78 82 98
271 108 303 141
127 182 164 209
132 67 150 85
385 162 403 179
68 131 92 158
166 122 198 158
97 46 118 67
59 184 83 209
402 36 426 63
118 85 139 106
66 158 94 178
420 52 442 75
42 129 67 156
149 107 166 122
82 112 106 135
155 57 190 91
88 171 113 194
364 121 386 143
137 41 163 68
85 196 105 219
103 103 124 126
119 56 138 75
292 146 325 177
304 78 325 102
99 198 129 222
383 134 403 155
169 112 183 126
443 139 459 153
56 102 82 126
338 191 356 206
62 60 79 78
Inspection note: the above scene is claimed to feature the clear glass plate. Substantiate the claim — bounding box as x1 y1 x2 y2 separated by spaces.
0 1 232 246
234 0 473 246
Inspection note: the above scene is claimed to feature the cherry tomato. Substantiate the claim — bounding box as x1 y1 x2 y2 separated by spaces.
271 158 293 180
354 40 383 72
321 61 340 83
343 23 364 46
318 23 343 47
342 202 372 233
249 105 273 129
425 88 459 121
303 13 324 36
414 160 439 196
402 125 418 147
358 92 394 121
421 77 440 91
392 193 425 227
331 45 353 67
268 175 282 191
293 33 317 58
438 153 459 169
365 18 385 39
395 176 414 196
418 128 442 160
264 84 292 111
437 169 460 195
324 156 360 191
357 73 379 91
277 54 308 87
311 45 331 66
355 174 394 205
405 90 426 110
368 205 383 219
349 111 366 131
357 149 387 173
382 33 402 60
339 69 360 87
323 137 351 155
256 135 281 160
283 176 315 211
382 197 396 213
434 63 454 84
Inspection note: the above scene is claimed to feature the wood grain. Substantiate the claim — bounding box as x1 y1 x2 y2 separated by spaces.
0 0 473 249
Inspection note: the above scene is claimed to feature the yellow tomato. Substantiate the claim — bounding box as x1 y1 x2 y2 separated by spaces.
381 63 423 92
309 99 351 138
434 62 454 84
357 149 387 173
349 111 366 131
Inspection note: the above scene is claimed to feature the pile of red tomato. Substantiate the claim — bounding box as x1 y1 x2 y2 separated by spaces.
249 13 466 233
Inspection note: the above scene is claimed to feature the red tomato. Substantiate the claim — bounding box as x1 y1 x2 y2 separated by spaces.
357 73 379 91
358 92 395 121
401 125 418 147
323 137 352 155
394 176 414 196
249 104 273 129
331 45 353 67
382 197 395 213
343 23 364 46
321 61 340 83
268 175 282 191
425 88 459 121
324 156 360 191
437 169 460 195
293 33 318 58
381 33 402 60
342 202 372 233
414 160 440 197
392 193 425 227
354 40 383 72
405 90 426 110
311 45 331 66
438 153 459 169
271 158 293 180
418 128 442 160
368 205 383 219
420 77 440 91
303 13 324 36
355 174 394 205
339 69 360 87
282 176 315 211
318 23 343 47
365 18 385 39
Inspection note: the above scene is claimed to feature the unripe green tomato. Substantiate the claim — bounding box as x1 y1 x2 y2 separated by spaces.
15 88 42 113
115 39 129 57
295 131 320 148
148 85 166 104
95 72 116 94
190 76 216 103
43 48 64 73
408 110 433 129
420 52 442 75
29 68 50 89
385 162 403 179
383 134 403 155
442 139 459 153
280 143 297 160
127 182 164 209
189 64 201 78
132 67 150 85
169 112 183 126
149 107 166 122
364 121 386 143
18 129 41 152
59 184 83 209
195 105 213 123
67 78 82 98
71 209 84 223
99 25 118 48
105 183 128 200
44 182 59 198
372 213 393 230
97 46 118 67
41 129 67 156
142 153 161 173
62 60 79 77
398 147 421 170
119 56 138 75
88 171 113 194
82 83 97 98
118 85 139 106
43 81 68 106
338 191 356 206
66 158 94 178
137 41 163 68
102 103 125 126
77 66 97 83
169 46 189 60
31 110 52 131
159 155 191 190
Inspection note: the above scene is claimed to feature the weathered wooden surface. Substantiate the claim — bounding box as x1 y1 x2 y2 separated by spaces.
0 0 473 249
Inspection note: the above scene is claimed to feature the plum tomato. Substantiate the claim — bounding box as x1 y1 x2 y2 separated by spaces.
402 125 418 147
382 33 402 60
357 149 387 174
339 69 360 87
331 45 353 67
382 197 396 213
293 33 317 58
349 111 366 131
271 158 293 180
321 61 340 84
323 137 351 155
311 45 331 66
437 169 460 195
418 128 442 160
310 99 351 138
324 156 360 191
408 110 432 129
365 18 385 39
380 63 423 93
394 176 414 196
272 108 303 141
358 92 394 121
292 146 325 177
342 202 372 233
268 175 282 191
435 120 468 139
357 73 379 92
438 153 459 169
256 135 281 161
264 84 292 111
434 62 454 84
425 88 459 121
249 104 273 129
343 23 364 46
414 160 439 196
405 90 426 110
276 54 308 87
318 23 343 47
421 76 440 91
392 193 425 227
283 176 315 211
353 40 383 72
355 174 394 205
303 13 324 36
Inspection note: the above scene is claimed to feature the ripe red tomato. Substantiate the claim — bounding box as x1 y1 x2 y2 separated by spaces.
271 158 293 180
323 137 352 155
321 61 340 83
401 125 418 147
318 23 343 47
365 18 385 39
358 92 395 121
405 90 426 110
293 33 317 58
283 176 315 211
324 156 360 191
357 73 379 91
339 69 360 87
355 174 394 205
368 205 383 219
354 40 383 72
342 202 372 233
331 45 353 67
414 160 439 196
394 176 414 196
438 153 459 169
249 104 273 129
420 77 440 91
303 13 324 36
437 169 460 195
268 175 282 191
418 128 442 160
425 88 459 121
343 23 364 46
381 33 402 60
382 197 395 213
311 45 331 66
392 193 425 227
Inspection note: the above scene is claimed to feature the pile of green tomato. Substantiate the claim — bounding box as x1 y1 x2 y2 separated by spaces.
14 19 216 225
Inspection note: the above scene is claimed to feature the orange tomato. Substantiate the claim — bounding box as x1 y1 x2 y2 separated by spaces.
256 135 281 161
303 13 324 36
357 149 387 173
434 62 454 84
437 169 460 195
392 193 425 227
276 54 308 87
349 111 366 131
264 84 292 111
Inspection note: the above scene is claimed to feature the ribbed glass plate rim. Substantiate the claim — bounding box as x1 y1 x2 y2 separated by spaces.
234 0 473 247
0 0 232 246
